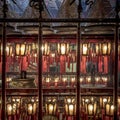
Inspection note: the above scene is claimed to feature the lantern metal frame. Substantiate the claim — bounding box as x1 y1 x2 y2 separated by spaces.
45 97 57 116
64 97 76 116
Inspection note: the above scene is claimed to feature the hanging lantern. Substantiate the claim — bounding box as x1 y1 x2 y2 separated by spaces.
105 101 114 116
32 42 38 54
42 42 50 55
86 101 97 116
15 43 26 56
12 97 21 107
81 97 90 108
86 76 91 84
102 76 108 86
80 76 85 85
100 97 110 108
26 44 32 54
95 43 101 55
6 44 13 56
32 43 38 50
70 76 76 87
95 76 100 85
45 97 57 115
6 102 17 116
65 97 76 116
12 97 21 115
82 43 89 55
45 76 51 87
101 42 111 55
27 101 37 115
58 42 69 55
62 76 68 86
54 76 59 87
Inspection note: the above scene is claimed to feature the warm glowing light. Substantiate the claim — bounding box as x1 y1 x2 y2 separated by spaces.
34 53 37 57
15 43 26 56
80 77 84 83
82 44 88 55
42 42 50 55
46 78 50 83
95 77 100 83
21 44 26 55
49 104 53 112
71 77 75 83
7 103 17 115
102 42 111 55
41 46 44 51
7 104 12 115
67 98 71 103
61 44 66 55
6 77 12 82
118 98 120 106
45 98 57 115
65 97 76 116
89 104 93 111
85 99 89 103
62 77 67 82
103 98 107 103
6 45 13 56
87 102 97 116
106 103 114 116
69 104 74 115
86 76 91 83
51 53 55 57
95 44 99 55
55 78 59 82
103 45 107 54
28 104 33 115
58 43 69 55
102 77 108 82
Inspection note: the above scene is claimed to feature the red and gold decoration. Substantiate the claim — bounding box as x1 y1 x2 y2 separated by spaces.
65 97 76 116
45 97 57 115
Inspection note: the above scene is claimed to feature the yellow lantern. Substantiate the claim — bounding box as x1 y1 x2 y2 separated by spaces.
86 101 97 116
62 76 67 86
6 44 13 56
58 42 69 55
95 43 101 55
86 76 91 84
6 102 17 116
65 97 76 116
26 44 32 54
82 43 89 55
80 77 84 83
100 97 110 108
62 76 67 83
32 43 38 50
105 101 114 116
42 42 50 55
95 76 100 85
27 102 37 115
15 43 26 56
45 97 57 115
101 42 111 55
45 76 51 87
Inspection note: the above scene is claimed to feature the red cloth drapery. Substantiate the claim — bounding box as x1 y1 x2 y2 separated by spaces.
80 56 86 74
60 55 66 73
